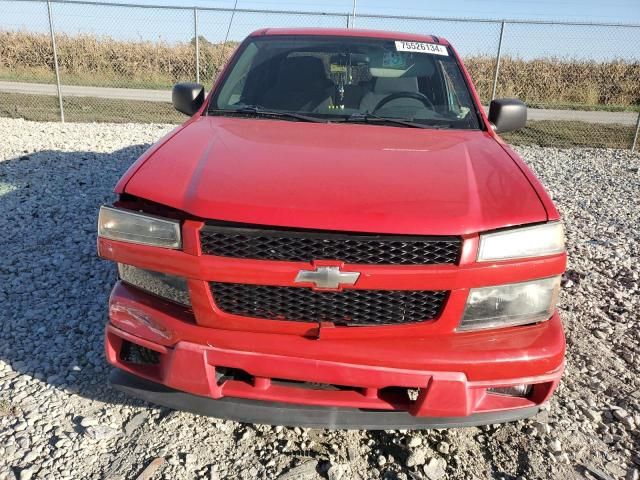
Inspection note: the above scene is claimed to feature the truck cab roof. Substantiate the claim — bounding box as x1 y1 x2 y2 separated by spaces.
250 27 449 46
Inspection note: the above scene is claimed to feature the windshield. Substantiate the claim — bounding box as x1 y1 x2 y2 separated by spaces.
209 35 481 129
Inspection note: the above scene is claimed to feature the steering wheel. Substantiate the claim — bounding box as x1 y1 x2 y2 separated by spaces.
372 92 435 113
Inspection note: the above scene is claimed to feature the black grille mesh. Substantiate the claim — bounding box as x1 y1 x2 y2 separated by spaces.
210 282 447 325
200 226 461 265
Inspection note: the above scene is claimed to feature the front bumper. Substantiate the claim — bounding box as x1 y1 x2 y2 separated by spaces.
106 282 564 428
110 369 541 429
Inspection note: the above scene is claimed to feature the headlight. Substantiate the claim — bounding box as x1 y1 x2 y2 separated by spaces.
118 264 191 306
98 206 181 249
477 222 564 262
459 276 560 331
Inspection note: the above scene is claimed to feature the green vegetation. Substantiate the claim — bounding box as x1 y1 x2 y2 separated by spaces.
1 29 638 149
502 120 636 149
1 92 635 149
0 65 171 90
526 102 640 113
0 92 183 123
1 30 639 110
465 56 640 109
0 31 237 90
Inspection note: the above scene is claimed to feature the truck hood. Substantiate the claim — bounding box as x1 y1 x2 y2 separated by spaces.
124 116 547 235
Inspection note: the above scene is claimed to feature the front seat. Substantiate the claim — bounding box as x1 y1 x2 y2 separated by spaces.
359 76 420 113
260 56 333 112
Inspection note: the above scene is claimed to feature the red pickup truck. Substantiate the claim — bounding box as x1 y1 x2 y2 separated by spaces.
97 28 566 429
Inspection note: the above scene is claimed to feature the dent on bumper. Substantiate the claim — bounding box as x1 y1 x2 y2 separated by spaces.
106 283 564 423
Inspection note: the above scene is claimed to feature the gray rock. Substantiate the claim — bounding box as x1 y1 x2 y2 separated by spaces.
585 410 602 423
547 439 562 453
327 464 346 480
277 461 318 480
613 408 629 421
436 442 450 455
22 450 38 463
124 412 148 436
79 417 99 428
622 417 636 430
17 469 33 480
532 421 550 435
606 462 627 478
423 458 446 480
184 453 196 468
406 448 428 467
0 466 17 480
13 422 27 432
84 425 120 441
407 436 422 448
54 438 69 449
594 330 607 340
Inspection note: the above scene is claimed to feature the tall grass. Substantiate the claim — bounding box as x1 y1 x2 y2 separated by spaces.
466 56 640 108
0 31 237 89
1 30 639 109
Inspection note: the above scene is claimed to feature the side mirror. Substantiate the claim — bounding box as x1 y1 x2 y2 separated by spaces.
488 98 527 133
172 82 205 116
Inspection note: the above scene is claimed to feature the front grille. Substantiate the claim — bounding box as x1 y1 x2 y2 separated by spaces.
200 225 461 265
210 282 448 325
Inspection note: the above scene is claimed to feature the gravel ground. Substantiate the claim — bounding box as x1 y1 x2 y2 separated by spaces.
0 117 638 480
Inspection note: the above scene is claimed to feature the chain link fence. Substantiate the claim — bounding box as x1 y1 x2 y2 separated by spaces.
489 20 640 149
1 0 639 150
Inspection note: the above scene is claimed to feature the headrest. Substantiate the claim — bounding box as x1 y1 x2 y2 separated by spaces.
278 56 327 84
374 76 419 94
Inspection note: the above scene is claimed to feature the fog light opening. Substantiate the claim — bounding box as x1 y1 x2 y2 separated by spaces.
215 367 253 386
487 384 532 398
119 340 160 365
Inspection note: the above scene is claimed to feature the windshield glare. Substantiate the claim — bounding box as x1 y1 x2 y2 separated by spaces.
211 35 481 129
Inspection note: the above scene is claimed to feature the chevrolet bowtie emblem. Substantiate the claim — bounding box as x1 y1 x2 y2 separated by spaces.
294 266 360 290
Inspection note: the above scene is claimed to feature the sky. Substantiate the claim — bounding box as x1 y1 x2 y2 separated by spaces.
124 0 640 23
1 0 639 60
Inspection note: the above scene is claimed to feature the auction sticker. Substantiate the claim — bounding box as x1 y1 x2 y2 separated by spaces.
395 40 448 56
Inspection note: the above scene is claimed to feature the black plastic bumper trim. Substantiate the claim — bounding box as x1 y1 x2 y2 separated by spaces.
110 369 540 430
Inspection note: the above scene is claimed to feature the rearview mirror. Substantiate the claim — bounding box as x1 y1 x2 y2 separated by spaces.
172 82 205 116
488 98 527 133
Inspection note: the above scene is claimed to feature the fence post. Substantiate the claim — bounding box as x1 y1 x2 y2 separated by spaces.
351 0 357 28
194 8 200 84
632 112 640 153
491 21 506 101
47 0 64 122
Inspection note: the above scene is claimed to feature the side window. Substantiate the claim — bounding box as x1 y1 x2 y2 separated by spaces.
216 43 259 107
438 60 472 118
227 76 247 106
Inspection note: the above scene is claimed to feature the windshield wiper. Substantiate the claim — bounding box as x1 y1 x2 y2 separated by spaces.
210 105 327 123
346 113 450 129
